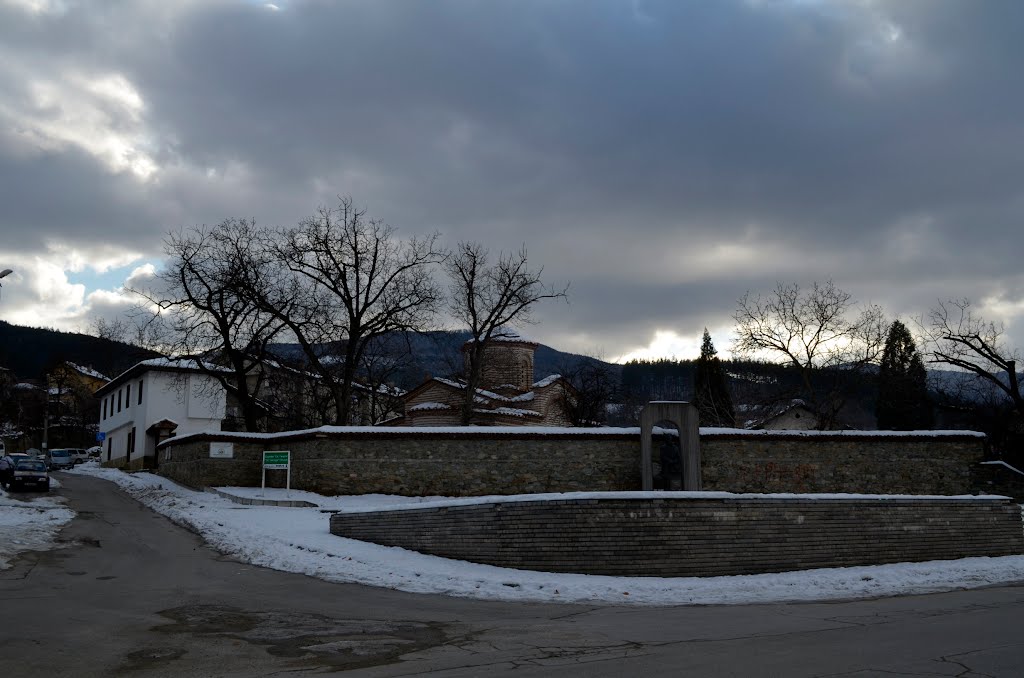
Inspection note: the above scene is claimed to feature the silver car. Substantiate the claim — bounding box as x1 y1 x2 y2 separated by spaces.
45 448 76 471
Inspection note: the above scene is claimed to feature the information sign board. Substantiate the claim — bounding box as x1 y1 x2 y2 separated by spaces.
261 450 292 493
263 451 290 469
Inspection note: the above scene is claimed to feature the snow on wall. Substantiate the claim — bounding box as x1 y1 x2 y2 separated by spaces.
162 424 986 446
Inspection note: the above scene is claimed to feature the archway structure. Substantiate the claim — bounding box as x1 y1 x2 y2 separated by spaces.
640 401 701 491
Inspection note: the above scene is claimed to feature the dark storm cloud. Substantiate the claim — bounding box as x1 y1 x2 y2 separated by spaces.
1 0 1023 355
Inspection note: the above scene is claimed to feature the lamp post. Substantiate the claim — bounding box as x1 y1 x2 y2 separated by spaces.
0 269 12 301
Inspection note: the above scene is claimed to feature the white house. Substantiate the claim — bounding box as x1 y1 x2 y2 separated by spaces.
95 358 227 470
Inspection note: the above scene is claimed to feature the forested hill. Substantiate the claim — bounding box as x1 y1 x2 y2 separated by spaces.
0 321 160 381
0 323 616 388
269 330 621 391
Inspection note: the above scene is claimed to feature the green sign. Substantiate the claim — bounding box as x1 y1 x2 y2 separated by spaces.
263 450 290 469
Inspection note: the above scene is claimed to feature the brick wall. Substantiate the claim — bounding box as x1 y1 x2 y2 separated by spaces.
329 496 1024 576
156 428 989 497
701 434 985 495
158 431 639 496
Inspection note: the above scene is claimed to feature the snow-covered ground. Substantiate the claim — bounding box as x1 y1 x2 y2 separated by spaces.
0 475 74 569
32 462 1017 606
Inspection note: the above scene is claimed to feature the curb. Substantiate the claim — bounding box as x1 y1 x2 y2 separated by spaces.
207 487 317 508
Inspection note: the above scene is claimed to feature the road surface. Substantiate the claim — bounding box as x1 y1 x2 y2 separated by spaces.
1 474 1022 677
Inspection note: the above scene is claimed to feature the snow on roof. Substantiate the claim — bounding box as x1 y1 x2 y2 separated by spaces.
532 374 561 389
408 402 452 412
98 357 233 395
464 327 538 346
980 460 1024 476
431 377 529 404
479 407 543 418
137 357 230 372
65 362 110 382
13 382 39 390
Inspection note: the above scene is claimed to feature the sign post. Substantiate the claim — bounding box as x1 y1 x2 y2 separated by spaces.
261 450 291 495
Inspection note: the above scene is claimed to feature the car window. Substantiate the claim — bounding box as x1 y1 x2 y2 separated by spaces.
52 450 70 457
16 460 46 471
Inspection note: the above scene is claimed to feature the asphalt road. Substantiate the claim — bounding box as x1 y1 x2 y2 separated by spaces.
1 474 1022 677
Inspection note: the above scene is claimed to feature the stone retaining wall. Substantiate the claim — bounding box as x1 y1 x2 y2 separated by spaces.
154 428 989 496
329 495 1024 577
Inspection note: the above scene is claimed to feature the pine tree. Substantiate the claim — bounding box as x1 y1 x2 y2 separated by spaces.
877 320 933 430
693 329 736 427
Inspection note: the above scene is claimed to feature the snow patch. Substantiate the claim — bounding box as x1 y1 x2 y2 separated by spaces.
0 489 75 570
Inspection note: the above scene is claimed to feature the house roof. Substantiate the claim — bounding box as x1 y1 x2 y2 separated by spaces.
404 374 564 407
62 361 111 383
95 357 231 396
746 400 813 429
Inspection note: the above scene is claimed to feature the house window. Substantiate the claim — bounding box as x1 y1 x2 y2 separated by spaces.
117 389 122 412
107 437 112 461
126 384 131 408
138 379 143 405
102 399 107 420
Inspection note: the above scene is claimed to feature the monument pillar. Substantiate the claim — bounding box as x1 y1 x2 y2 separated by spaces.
640 401 702 491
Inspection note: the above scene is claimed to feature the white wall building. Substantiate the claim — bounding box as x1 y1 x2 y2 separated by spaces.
95 359 226 470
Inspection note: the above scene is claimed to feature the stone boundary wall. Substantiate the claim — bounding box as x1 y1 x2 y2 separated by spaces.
329 496 1024 577
155 428 989 497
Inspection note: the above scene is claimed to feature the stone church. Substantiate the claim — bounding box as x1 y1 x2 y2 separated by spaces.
396 332 576 426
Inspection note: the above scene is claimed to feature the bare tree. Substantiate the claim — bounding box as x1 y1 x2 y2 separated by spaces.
922 298 1023 418
132 219 285 431
557 358 614 426
260 197 444 425
89 317 130 344
446 242 568 424
732 280 886 429
353 333 416 424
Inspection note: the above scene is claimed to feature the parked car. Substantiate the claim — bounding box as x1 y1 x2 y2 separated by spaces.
86 446 102 459
7 458 49 492
44 448 76 471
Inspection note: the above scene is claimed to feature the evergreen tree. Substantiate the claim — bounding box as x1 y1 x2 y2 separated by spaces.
877 320 933 430
693 329 736 427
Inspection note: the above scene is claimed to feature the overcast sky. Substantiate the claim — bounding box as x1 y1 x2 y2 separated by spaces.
1 0 1022 362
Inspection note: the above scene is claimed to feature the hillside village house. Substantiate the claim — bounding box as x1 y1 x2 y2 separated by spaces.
217 358 405 431
96 359 227 470
397 331 576 426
